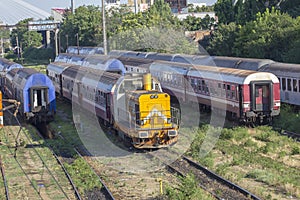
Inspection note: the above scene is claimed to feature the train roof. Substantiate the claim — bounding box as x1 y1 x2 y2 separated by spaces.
47 62 74 74
67 46 104 55
83 55 126 75
8 67 38 79
0 58 23 72
109 50 156 59
117 57 153 68
212 56 275 70
262 62 300 77
151 61 279 84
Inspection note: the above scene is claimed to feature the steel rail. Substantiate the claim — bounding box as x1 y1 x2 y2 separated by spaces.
182 156 261 200
0 156 9 200
34 128 83 200
281 130 300 141
73 148 115 200
4 109 71 199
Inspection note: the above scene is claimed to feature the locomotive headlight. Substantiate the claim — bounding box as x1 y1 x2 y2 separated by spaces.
139 131 149 138
140 120 144 125
168 130 177 137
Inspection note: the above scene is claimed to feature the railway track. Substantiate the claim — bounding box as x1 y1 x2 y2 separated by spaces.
167 156 261 200
0 109 77 200
56 133 115 200
281 130 300 141
0 156 9 200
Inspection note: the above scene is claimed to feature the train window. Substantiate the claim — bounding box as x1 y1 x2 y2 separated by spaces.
282 78 286 91
262 86 269 97
191 79 195 85
293 79 297 92
287 79 291 91
299 80 300 92
255 88 259 97
218 83 221 88
223 84 226 89
227 85 230 90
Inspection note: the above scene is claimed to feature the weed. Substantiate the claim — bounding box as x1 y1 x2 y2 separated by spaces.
291 146 300 155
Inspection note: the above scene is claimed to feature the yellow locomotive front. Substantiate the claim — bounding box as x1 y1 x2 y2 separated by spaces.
115 74 180 148
128 91 179 148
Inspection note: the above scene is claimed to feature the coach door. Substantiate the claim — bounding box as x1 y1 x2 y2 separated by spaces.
30 87 48 112
105 93 111 122
252 82 271 111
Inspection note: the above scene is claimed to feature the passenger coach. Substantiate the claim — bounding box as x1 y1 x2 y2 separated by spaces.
150 62 280 124
3 68 56 123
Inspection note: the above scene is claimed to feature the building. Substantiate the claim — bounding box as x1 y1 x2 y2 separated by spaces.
51 8 69 22
164 0 187 13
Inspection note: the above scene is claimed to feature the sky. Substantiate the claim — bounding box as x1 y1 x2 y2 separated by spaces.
23 0 217 12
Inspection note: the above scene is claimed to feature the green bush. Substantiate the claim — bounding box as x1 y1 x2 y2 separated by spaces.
165 174 214 200
291 146 300 155
23 47 55 61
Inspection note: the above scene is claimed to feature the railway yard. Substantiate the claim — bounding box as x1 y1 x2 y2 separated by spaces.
0 95 299 199
0 0 300 199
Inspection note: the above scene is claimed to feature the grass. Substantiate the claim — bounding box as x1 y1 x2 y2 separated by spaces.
64 156 102 194
165 174 215 200
48 99 105 197
273 104 300 133
188 125 300 199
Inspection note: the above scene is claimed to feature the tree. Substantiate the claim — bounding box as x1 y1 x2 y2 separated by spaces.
214 0 291 25
234 8 300 61
59 6 102 49
214 0 235 24
10 18 34 49
182 16 202 31
280 0 300 17
108 1 197 53
207 22 239 56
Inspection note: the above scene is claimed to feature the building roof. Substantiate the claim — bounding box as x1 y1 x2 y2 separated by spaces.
0 0 50 25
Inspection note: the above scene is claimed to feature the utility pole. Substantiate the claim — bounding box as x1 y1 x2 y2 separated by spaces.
66 34 69 53
71 0 75 14
1 38 3 58
16 36 20 60
54 29 59 57
75 33 79 55
102 0 107 55
134 0 138 14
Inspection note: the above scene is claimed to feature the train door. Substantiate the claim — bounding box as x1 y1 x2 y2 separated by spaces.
251 82 271 112
30 87 48 112
59 74 63 96
105 93 111 122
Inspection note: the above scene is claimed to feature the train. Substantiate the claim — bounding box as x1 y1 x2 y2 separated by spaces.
52 53 281 124
46 61 179 148
0 58 56 123
55 53 126 75
66 46 104 55
109 50 300 107
0 58 23 88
